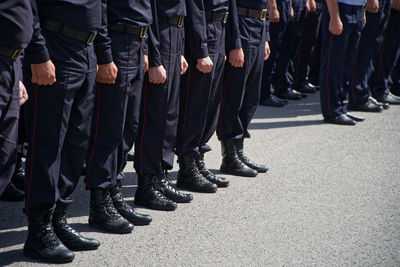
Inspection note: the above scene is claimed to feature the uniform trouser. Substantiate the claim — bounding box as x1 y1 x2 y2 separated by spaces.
369 9 400 98
390 58 400 88
24 30 96 216
134 23 183 176
348 0 391 105
293 0 323 87
319 3 363 118
308 26 322 84
274 0 307 91
176 21 225 157
0 56 20 196
85 31 144 189
217 45 265 141
260 0 291 99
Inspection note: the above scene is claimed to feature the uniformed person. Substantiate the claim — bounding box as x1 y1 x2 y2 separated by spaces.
175 0 230 193
84 0 153 234
293 0 323 93
23 0 106 263
274 0 312 97
134 0 193 211
217 0 270 177
367 3 400 105
347 0 395 112
319 0 366 125
259 0 293 107
0 0 32 202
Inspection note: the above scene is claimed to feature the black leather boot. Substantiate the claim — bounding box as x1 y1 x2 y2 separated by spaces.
11 154 25 190
196 153 229 188
177 155 217 193
220 139 258 177
0 182 24 202
235 139 268 173
134 176 177 211
88 188 134 234
53 202 100 251
158 170 193 203
110 181 152 225
23 213 75 263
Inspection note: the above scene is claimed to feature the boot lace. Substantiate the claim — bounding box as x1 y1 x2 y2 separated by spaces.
42 226 60 248
104 192 122 218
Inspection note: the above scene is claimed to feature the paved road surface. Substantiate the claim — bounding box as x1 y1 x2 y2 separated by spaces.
1 93 399 266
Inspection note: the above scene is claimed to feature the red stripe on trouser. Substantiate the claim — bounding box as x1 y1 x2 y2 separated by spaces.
374 13 391 96
350 50 359 104
25 85 38 216
86 84 101 189
139 80 149 175
178 63 192 156
217 66 230 138
326 35 334 117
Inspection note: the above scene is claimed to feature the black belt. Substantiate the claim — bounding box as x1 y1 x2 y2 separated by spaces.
42 19 97 45
159 16 184 27
0 46 23 60
237 7 268 20
205 12 229 23
109 24 148 38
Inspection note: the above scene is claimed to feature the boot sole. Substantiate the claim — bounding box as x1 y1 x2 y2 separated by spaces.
219 168 258 177
176 183 217 193
23 248 74 263
88 221 133 234
66 243 100 251
134 200 177 211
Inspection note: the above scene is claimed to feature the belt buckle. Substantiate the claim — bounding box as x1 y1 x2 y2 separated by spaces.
86 33 97 45
223 12 229 24
11 49 23 60
260 9 267 20
177 16 184 27
140 27 148 38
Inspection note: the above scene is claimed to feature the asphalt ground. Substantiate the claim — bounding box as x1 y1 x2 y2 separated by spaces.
0 92 399 266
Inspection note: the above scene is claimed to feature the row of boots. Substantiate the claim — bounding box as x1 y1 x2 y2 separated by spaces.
24 181 152 263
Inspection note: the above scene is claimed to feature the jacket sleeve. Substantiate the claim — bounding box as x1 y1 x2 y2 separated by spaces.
148 0 163 67
185 0 208 59
226 0 242 51
94 0 113 64
25 0 50 64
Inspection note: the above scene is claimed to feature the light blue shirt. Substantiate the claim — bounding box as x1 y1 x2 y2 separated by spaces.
338 0 366 6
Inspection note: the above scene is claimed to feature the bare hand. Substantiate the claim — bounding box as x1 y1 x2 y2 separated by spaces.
148 65 167 84
393 0 400 11
290 5 294 21
363 12 367 27
144 55 149 72
309 0 317 12
229 48 245 68
181 55 188 75
196 57 213 73
19 81 28 106
31 60 56 86
269 8 280 23
329 18 343 35
365 0 379 13
97 62 118 84
265 42 271 60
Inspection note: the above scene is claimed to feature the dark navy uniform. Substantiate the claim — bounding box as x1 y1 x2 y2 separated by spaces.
176 0 228 158
24 0 103 216
85 0 151 190
274 0 307 92
348 0 391 105
217 0 269 141
0 0 33 196
134 0 186 177
319 0 364 119
368 8 400 100
293 0 323 88
260 0 291 101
